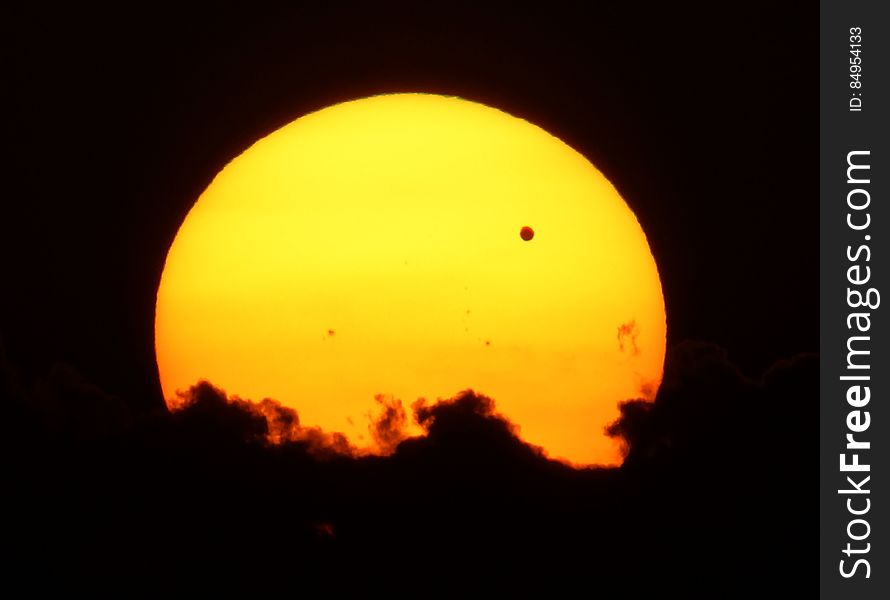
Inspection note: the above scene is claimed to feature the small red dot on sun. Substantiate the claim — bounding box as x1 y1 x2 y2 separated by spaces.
520 226 534 241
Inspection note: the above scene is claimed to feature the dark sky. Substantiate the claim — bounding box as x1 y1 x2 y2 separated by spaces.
5 2 817 412
3 3 817 594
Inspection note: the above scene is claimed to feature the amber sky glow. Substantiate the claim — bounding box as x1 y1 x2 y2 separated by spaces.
155 93 666 465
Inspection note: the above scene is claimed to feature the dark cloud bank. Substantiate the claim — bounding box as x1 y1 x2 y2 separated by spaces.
1 340 816 595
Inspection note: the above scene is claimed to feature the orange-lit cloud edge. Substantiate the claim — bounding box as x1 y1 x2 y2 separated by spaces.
166 378 648 469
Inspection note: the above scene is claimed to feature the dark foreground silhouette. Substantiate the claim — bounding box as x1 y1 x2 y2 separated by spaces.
1 341 816 595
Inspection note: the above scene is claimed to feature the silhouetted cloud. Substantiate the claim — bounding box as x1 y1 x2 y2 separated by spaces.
171 381 357 457
607 341 818 472
1 336 132 439
0 339 816 595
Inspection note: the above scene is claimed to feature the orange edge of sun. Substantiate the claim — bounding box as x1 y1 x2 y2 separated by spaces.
154 93 666 466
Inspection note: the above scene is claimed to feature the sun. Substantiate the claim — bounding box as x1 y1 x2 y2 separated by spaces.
155 93 666 466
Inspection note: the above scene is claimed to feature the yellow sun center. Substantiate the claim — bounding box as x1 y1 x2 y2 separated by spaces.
155 93 666 465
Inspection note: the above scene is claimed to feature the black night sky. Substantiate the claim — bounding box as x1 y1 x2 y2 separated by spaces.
4 3 817 595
